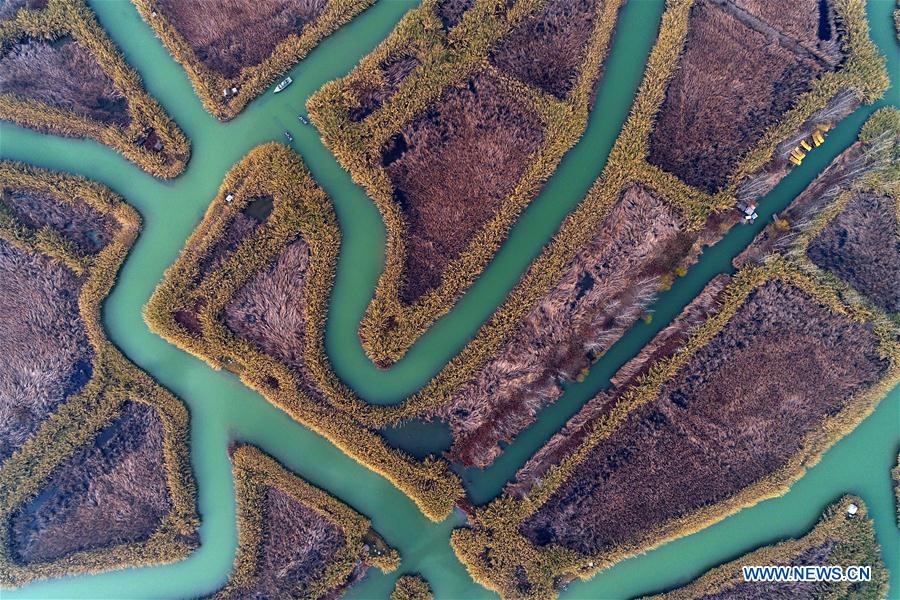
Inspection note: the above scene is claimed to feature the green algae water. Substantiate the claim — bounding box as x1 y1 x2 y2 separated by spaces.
0 0 898 598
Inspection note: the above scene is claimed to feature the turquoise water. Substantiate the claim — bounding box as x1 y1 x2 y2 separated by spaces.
0 0 897 598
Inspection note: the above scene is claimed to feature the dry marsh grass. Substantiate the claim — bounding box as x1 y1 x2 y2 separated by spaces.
1 186 118 254
215 445 399 599
134 0 374 120
355 0 887 465
0 0 190 178
647 0 825 194
451 262 899 599
385 70 544 303
441 184 682 468
0 162 198 588
520 278 888 556
155 0 328 79
0 240 91 463
448 111 898 599
489 0 602 99
9 401 174 564
144 144 464 521
308 0 627 365
391 574 433 600
0 37 129 126
806 192 900 314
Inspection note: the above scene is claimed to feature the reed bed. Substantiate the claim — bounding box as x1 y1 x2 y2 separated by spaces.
308 0 627 366
132 0 374 121
447 110 899 599
338 0 888 459
391 574 433 600
0 162 198 588
0 0 190 178
451 261 899 599
643 495 887 599
144 143 464 521
215 445 399 599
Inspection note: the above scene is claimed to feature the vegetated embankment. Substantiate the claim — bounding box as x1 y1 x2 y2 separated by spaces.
214 444 399 599
144 143 464 522
308 0 628 366
0 0 190 177
132 0 375 120
448 109 899 599
642 495 887 600
0 162 198 588
365 0 888 471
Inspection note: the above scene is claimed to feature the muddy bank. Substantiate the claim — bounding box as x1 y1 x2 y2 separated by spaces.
0 240 91 463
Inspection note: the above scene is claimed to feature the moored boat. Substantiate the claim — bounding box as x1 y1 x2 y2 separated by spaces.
274 77 293 93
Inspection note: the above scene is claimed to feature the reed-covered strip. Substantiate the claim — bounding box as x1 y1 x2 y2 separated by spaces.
451 261 898 599
215 445 399 599
309 0 627 366
447 110 899 600
0 162 198 588
0 0 190 178
132 0 374 121
643 495 887 599
144 143 464 521
345 0 888 460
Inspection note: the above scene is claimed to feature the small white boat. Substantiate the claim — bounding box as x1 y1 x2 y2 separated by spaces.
274 77 293 93
283 131 294 142
297 114 309 125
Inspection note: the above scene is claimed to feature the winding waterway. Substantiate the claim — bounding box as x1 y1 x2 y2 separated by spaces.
1 0 898 598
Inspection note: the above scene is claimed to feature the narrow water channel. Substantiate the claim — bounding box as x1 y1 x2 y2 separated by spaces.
0 0 897 598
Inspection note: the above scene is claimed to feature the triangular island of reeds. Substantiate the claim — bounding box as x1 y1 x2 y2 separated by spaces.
0 0 190 177
214 445 399 599
143 142 464 521
0 162 198 587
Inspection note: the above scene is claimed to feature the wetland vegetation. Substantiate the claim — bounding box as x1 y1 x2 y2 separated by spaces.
144 143 464 521
1 0 898 597
0 0 190 176
132 0 374 120
309 0 627 366
450 108 899 599
0 163 197 587
215 445 398 599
